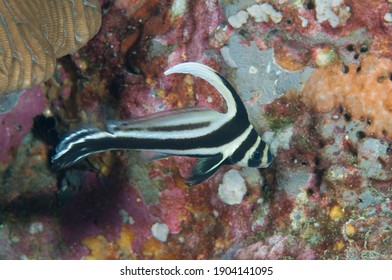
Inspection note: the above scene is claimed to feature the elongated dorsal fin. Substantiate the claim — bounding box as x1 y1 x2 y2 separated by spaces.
164 62 240 118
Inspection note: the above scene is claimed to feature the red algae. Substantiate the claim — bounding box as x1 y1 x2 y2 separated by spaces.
0 86 46 163
150 187 190 234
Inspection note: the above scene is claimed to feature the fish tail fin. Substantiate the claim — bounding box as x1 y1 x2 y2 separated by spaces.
51 126 114 170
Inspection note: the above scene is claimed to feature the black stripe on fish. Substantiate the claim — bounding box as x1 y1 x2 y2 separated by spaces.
52 121 252 170
143 122 211 132
215 72 248 118
228 128 259 164
111 117 249 148
248 140 267 168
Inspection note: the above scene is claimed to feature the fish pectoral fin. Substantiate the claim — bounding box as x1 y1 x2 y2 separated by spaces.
186 154 225 186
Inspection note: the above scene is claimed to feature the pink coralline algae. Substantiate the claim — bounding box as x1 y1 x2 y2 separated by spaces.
2 0 392 260
234 235 315 260
0 86 46 163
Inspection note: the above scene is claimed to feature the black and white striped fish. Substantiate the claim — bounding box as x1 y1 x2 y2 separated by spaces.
52 62 273 186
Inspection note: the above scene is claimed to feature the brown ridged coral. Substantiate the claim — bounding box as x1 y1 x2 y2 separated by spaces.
0 0 101 95
301 55 392 138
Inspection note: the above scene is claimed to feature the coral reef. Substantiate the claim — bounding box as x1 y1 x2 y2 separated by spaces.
0 0 101 95
1 0 392 260
301 55 392 138
0 86 46 163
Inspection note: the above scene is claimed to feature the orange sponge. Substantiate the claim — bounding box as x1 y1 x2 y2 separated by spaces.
301 55 392 137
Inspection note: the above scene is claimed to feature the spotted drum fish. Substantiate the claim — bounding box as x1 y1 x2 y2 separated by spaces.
52 62 273 186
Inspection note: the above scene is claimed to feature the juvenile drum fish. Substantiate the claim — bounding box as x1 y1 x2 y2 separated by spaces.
52 62 273 185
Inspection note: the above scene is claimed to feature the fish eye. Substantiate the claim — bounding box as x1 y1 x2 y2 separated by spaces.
251 150 261 161
248 150 262 167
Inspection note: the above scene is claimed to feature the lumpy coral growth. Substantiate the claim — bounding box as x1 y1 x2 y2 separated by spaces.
301 55 392 138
